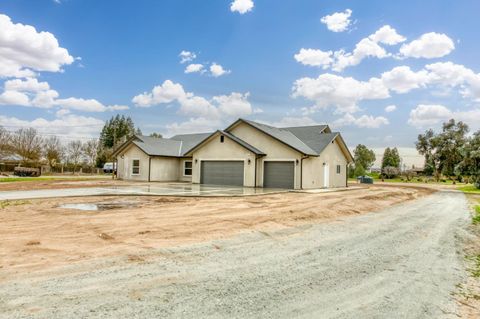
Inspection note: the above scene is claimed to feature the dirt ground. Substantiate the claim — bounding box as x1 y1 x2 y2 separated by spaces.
0 178 132 191
0 185 433 280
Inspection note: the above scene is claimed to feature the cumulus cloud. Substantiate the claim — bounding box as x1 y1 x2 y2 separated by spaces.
210 63 230 77
369 25 406 45
0 77 128 112
179 50 196 64
292 73 389 114
294 48 333 68
265 116 318 128
0 14 74 78
294 62 480 116
320 9 353 32
333 113 389 128
132 80 252 121
408 104 480 129
184 63 204 74
230 0 254 14
384 105 397 113
0 113 104 140
400 32 455 59
380 66 430 93
294 25 406 71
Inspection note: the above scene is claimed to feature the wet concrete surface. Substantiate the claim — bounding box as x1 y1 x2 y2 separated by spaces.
0 183 288 200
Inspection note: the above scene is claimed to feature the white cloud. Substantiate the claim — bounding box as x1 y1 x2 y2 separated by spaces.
132 80 252 121
408 104 454 127
213 92 252 117
0 14 74 78
210 63 230 77
166 117 222 136
267 116 318 128
292 73 389 114
400 32 454 59
0 113 104 140
230 0 254 14
380 66 429 93
295 25 406 71
179 50 196 64
384 105 397 112
333 113 389 128
184 63 204 74
294 48 333 68
320 9 353 32
368 25 406 45
408 104 480 129
0 77 128 112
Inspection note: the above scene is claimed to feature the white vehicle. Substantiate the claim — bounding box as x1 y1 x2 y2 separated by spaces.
103 162 116 174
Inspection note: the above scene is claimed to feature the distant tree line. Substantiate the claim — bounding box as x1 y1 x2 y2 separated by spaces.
0 114 143 173
416 119 480 185
348 118 480 188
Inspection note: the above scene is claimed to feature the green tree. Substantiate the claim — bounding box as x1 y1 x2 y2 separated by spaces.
457 130 480 186
149 132 163 138
97 115 141 167
353 163 366 177
416 119 469 181
353 144 376 171
381 147 401 169
99 115 137 149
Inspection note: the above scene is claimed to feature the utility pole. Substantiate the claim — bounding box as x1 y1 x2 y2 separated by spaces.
112 125 116 180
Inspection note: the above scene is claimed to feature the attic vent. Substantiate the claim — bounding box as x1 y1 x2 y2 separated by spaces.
220 135 225 143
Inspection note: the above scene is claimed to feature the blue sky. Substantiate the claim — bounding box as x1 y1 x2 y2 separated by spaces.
1 0 479 160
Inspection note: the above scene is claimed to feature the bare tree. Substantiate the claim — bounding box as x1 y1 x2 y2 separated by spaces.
43 136 64 168
67 140 84 173
10 128 43 164
82 139 99 173
0 126 12 158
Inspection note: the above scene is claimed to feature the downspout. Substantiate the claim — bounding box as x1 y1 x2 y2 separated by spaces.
148 157 152 182
346 163 348 187
300 156 304 190
254 156 257 188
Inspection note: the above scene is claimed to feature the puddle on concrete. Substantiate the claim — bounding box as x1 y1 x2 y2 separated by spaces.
59 201 139 211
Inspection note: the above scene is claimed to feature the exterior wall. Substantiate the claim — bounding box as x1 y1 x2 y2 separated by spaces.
229 123 302 189
116 144 150 181
302 138 348 189
191 134 256 187
150 157 180 182
178 158 193 182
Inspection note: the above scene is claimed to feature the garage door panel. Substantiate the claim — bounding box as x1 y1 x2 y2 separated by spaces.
264 161 294 189
201 161 244 186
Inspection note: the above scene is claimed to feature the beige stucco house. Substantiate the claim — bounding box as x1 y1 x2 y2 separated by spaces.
113 118 353 189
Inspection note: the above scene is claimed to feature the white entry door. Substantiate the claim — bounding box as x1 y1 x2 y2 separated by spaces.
323 163 329 188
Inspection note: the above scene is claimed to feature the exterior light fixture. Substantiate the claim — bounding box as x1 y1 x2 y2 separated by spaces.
296 159 299 165
195 159 198 164
248 159 251 165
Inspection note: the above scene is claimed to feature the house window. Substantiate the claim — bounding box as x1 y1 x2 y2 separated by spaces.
336 165 341 174
184 160 192 176
132 159 140 175
220 135 225 143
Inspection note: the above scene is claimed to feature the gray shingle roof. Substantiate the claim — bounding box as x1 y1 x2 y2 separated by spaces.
282 126 337 154
132 133 212 157
183 130 266 156
241 120 318 156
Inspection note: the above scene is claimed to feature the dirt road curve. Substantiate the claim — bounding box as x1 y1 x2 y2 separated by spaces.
0 191 470 318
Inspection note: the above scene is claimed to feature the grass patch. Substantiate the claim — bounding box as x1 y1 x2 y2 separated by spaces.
458 185 480 194
0 200 31 209
467 255 480 278
473 206 480 225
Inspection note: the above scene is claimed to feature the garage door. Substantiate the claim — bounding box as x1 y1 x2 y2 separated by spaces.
264 161 294 189
200 161 244 186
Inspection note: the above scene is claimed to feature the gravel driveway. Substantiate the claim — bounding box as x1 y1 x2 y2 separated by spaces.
0 191 470 318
